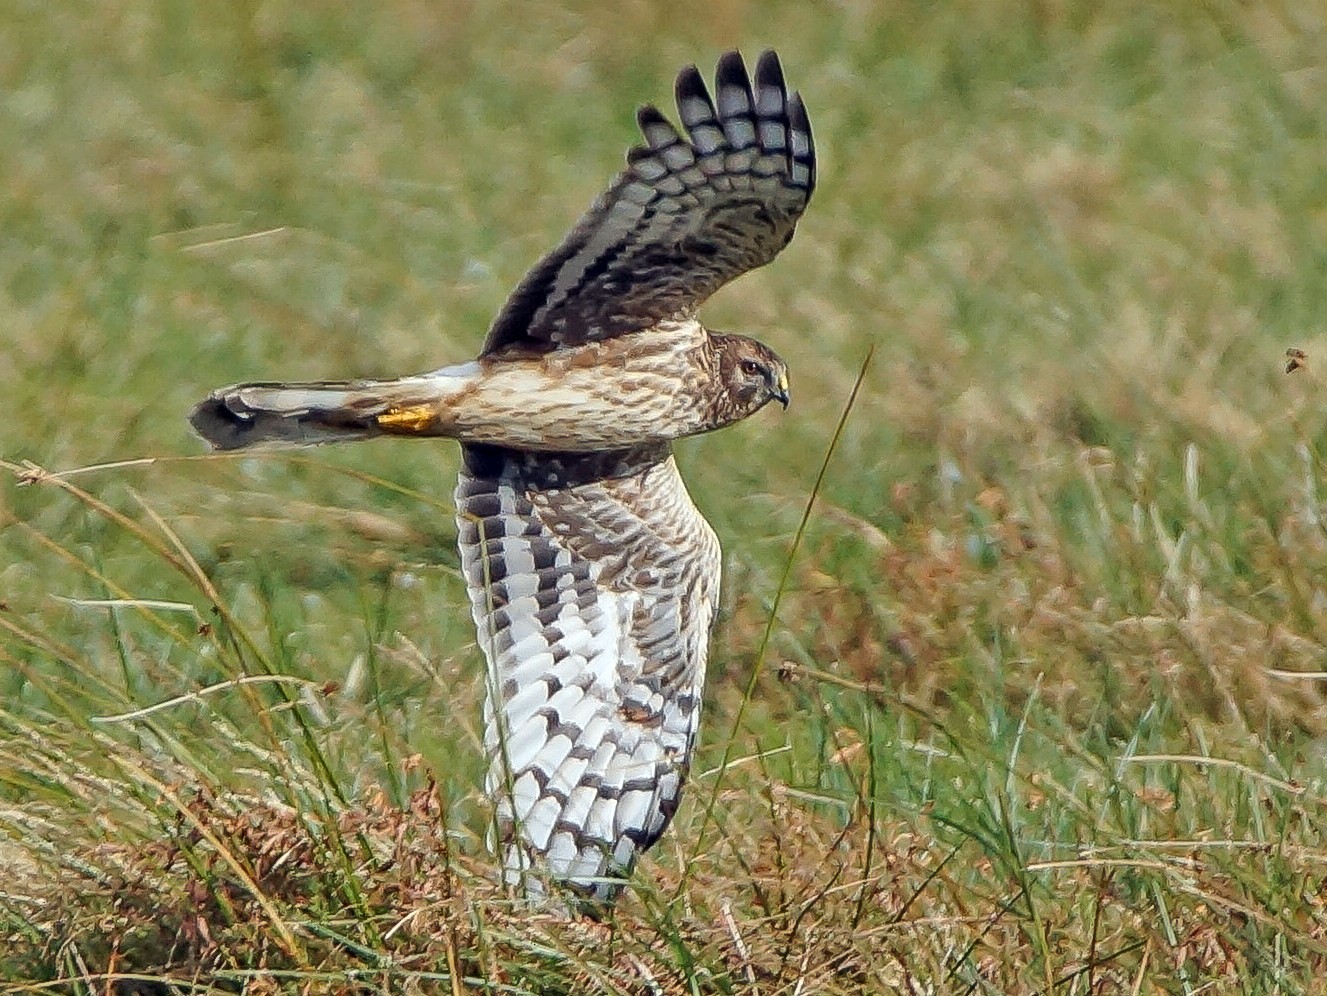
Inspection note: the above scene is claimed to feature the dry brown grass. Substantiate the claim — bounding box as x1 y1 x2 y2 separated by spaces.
9 761 1327 993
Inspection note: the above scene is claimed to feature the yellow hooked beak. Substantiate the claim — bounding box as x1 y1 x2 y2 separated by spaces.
773 369 790 410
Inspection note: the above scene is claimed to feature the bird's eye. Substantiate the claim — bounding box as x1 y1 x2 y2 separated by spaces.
739 359 762 377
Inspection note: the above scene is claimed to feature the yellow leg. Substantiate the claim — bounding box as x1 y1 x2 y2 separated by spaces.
376 404 439 434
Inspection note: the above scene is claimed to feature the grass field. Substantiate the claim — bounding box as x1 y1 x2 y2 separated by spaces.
3 1 1327 992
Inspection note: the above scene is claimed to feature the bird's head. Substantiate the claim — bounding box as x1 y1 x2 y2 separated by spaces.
712 334 790 421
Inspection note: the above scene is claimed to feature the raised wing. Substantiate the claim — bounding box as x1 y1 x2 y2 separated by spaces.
455 443 721 903
482 49 816 355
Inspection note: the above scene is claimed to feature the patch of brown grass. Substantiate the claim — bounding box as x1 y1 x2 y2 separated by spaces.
726 477 1327 738
10 773 1327 993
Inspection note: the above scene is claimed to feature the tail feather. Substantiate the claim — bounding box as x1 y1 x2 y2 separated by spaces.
190 378 446 450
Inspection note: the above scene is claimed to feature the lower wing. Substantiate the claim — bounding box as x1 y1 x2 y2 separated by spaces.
454 442 721 905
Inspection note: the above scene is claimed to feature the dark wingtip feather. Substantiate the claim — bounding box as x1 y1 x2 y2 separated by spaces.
636 104 667 131
674 59 722 143
754 49 785 92
673 63 706 105
788 90 812 137
788 89 816 193
714 50 751 92
635 103 681 152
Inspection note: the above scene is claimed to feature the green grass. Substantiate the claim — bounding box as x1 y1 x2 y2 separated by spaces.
4 0 1327 991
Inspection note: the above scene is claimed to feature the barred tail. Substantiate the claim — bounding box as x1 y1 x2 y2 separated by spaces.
189 369 475 451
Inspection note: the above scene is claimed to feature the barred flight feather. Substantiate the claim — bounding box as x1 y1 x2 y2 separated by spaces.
455 444 720 903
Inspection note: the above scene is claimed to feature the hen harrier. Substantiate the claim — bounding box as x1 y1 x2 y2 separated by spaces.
191 50 815 904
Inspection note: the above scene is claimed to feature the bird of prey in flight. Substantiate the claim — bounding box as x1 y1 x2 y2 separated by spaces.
192 49 815 905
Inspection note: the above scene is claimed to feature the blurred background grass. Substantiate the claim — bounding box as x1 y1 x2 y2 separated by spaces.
4 0 1327 992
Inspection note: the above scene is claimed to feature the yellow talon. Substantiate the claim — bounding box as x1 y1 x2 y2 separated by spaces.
377 404 437 433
